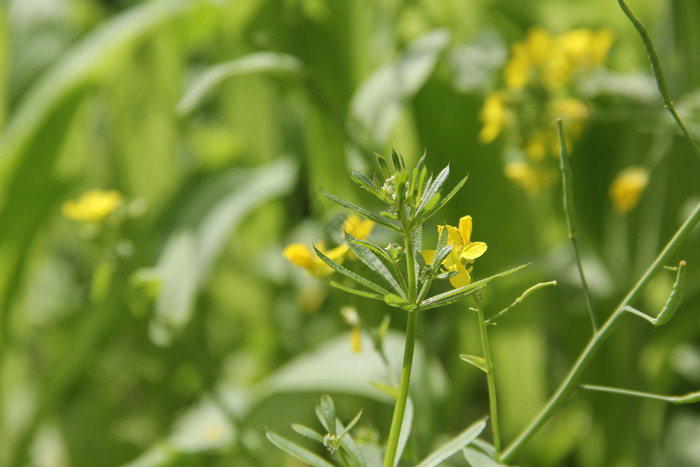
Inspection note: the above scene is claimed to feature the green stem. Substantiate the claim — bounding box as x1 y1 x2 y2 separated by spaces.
476 307 501 457
501 200 700 463
617 0 700 160
580 384 700 404
383 218 419 467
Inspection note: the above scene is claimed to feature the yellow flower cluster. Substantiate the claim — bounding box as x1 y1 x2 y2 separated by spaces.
479 27 614 192
62 189 123 222
283 215 375 278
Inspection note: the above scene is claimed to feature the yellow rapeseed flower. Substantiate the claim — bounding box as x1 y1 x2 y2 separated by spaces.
478 92 507 144
62 189 123 222
422 215 487 288
609 166 649 213
284 215 375 278
504 161 555 194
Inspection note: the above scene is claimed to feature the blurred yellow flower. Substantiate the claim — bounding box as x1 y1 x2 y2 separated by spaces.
504 161 555 194
62 189 123 222
609 166 649 213
478 92 507 144
422 215 487 288
284 215 375 278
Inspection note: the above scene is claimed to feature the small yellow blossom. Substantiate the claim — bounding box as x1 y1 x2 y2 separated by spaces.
422 216 487 288
609 166 649 213
62 189 123 222
284 215 375 278
504 162 555 194
478 92 507 144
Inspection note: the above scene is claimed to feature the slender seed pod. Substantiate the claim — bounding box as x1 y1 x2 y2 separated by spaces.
655 260 687 326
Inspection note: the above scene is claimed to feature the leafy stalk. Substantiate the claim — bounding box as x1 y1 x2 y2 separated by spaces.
617 0 700 160
476 307 501 457
501 200 700 463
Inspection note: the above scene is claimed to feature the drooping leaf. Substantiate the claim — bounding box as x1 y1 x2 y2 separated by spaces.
320 189 401 232
416 416 488 467
315 247 391 296
266 431 335 467
177 52 302 115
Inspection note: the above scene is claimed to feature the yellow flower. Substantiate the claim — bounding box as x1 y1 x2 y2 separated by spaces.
559 28 614 69
422 215 487 288
479 92 507 144
62 189 123 222
283 242 347 278
284 215 375 277
609 166 649 213
504 161 555 194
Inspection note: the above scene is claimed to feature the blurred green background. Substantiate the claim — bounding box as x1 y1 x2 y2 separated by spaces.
1 0 699 466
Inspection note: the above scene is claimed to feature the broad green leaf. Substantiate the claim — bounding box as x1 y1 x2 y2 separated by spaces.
460 355 488 373
345 233 405 297
420 264 530 311
463 446 509 466
417 416 488 467
315 247 391 295
321 189 401 232
349 29 451 145
0 0 216 195
177 52 302 115
384 293 417 312
149 158 297 346
266 431 335 467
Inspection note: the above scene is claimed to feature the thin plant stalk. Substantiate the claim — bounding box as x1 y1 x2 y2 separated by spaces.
617 0 700 160
558 119 597 330
581 384 700 405
501 199 700 463
476 306 501 457
383 216 420 467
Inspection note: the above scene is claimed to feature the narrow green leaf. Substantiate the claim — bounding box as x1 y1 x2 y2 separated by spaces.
655 260 686 326
329 281 385 301
414 173 469 226
345 233 406 297
417 416 488 467
412 224 424 276
371 381 399 400
416 165 450 216
459 354 488 373
292 424 325 444
314 247 391 295
340 410 364 438
557 119 577 236
376 154 392 178
320 190 401 232
391 149 405 171
350 169 391 203
420 264 530 311
266 431 335 467
349 237 407 291
384 293 417 312
463 446 508 466
317 395 337 436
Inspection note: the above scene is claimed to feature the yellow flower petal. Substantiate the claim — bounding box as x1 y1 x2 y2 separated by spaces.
449 266 472 288
283 243 316 270
422 250 436 265
62 189 123 222
458 215 473 245
343 215 374 240
609 166 649 213
460 241 488 261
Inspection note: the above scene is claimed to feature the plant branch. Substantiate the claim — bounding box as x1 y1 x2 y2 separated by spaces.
617 0 700 160
476 306 501 457
501 200 700 463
